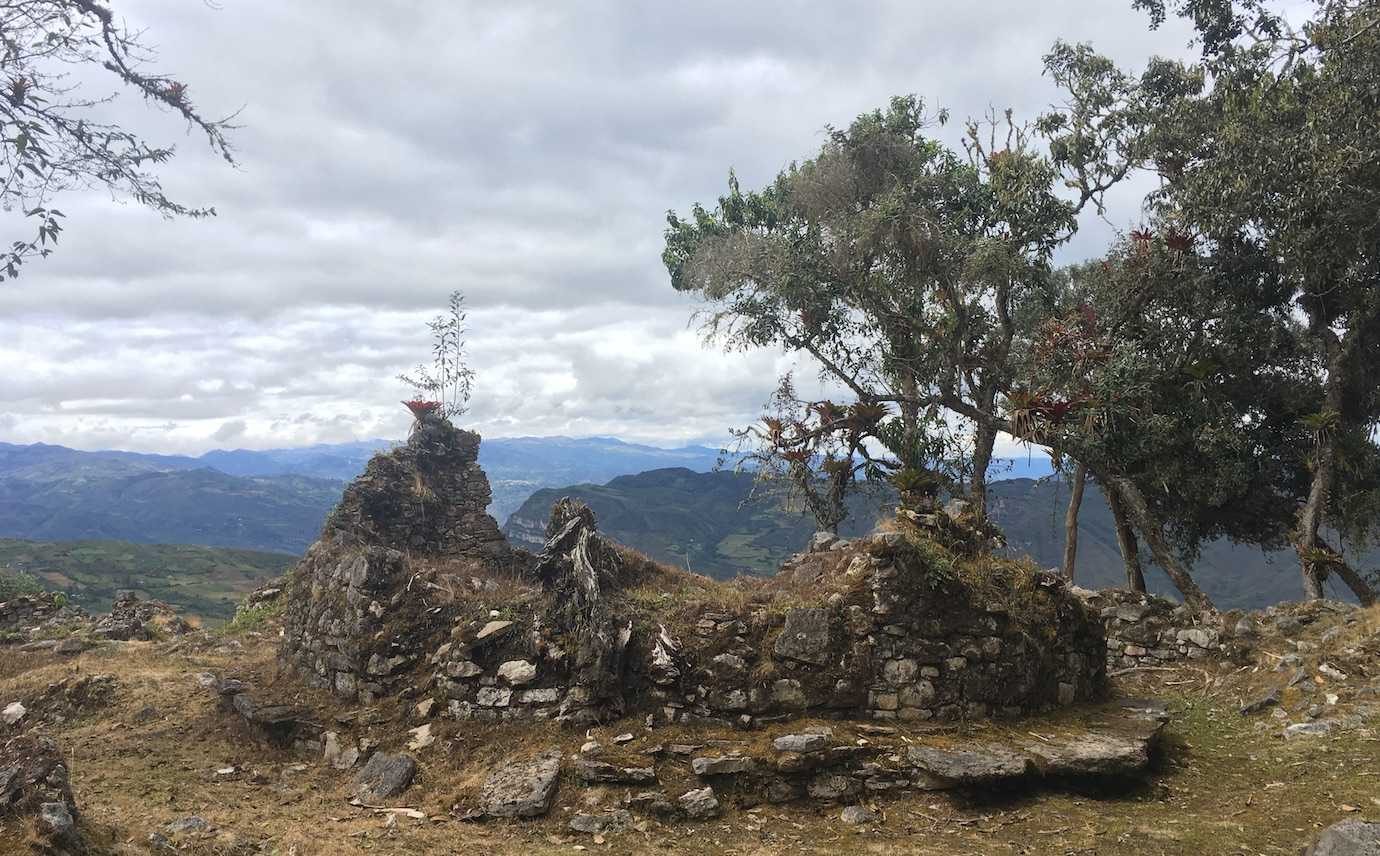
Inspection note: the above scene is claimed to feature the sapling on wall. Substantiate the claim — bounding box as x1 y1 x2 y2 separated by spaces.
399 290 476 421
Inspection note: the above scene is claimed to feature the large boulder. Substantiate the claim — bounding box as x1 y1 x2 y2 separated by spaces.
478 752 561 818
354 752 417 802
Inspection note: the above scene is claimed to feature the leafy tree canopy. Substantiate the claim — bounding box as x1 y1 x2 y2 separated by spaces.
665 96 1075 525
1039 0 1380 600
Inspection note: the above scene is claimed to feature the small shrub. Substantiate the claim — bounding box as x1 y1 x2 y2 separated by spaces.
0 570 46 602
224 600 282 635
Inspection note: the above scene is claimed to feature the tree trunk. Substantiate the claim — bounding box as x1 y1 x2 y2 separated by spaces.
1295 422 1338 601
898 369 921 465
1315 536 1377 607
970 421 997 520
1294 331 1355 600
1108 476 1214 612
1060 462 1087 582
1332 556 1377 606
1106 483 1146 592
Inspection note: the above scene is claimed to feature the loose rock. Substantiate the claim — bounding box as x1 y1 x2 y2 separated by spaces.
479 751 561 818
576 758 656 785
1303 819 1380 855
840 805 878 825
1240 688 1281 716
353 752 416 801
678 786 720 820
691 755 754 776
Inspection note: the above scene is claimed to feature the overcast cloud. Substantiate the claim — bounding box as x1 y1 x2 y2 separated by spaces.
0 1 1198 455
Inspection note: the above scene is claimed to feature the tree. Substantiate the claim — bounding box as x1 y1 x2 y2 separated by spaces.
0 0 237 280
1014 235 1324 611
399 290 476 420
1040 0 1380 603
664 97 1073 524
727 373 964 533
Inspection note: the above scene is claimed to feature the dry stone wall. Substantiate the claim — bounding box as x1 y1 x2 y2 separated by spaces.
1074 588 1226 670
0 593 82 640
644 534 1105 726
426 528 1107 727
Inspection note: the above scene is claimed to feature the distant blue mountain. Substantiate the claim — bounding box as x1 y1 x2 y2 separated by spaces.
0 435 1054 554
991 454 1056 481
197 440 391 481
0 436 734 546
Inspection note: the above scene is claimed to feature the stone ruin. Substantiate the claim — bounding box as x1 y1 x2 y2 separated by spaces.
280 416 512 702
281 416 1108 728
0 589 192 655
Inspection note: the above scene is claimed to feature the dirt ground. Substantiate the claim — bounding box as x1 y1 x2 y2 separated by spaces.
1 613 1378 856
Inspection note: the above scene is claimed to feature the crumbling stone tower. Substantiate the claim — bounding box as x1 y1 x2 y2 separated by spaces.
281 417 512 701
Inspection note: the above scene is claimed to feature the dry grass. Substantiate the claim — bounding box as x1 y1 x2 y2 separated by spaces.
1 627 1379 855
401 554 537 607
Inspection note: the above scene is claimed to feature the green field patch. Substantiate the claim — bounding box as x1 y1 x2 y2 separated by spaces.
0 539 294 621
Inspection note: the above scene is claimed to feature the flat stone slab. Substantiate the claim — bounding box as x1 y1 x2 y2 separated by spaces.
575 757 657 785
1024 730 1153 777
773 608 832 666
906 745 1033 785
692 755 755 776
479 751 561 818
906 698 1167 786
474 620 515 644
773 733 831 753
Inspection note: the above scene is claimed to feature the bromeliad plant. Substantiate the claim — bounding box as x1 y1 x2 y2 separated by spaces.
402 399 443 420
730 374 965 533
399 290 476 422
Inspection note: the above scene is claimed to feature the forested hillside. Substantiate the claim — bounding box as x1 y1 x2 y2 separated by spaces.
504 468 892 575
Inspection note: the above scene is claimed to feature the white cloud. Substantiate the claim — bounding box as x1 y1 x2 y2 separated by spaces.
0 0 1196 454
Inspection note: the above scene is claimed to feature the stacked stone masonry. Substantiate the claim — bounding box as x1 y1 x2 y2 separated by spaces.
1073 587 1226 670
283 419 1108 725
428 532 1105 728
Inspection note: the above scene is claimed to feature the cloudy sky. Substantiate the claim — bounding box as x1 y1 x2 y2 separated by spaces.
0 1 1199 455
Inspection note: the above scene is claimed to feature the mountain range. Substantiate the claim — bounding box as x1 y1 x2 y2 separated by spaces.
1 434 1362 609
504 468 892 575
0 436 734 553
0 437 1053 555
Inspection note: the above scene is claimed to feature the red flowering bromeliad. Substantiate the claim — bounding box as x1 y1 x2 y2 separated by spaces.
402 399 443 421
